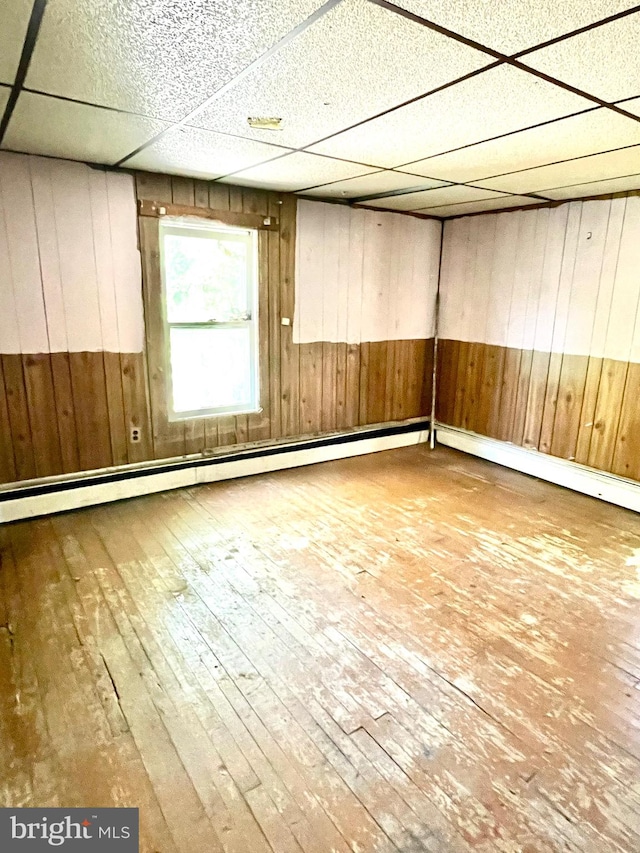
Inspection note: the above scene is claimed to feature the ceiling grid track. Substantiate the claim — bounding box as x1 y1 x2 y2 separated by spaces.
208 0 640 206
113 0 347 167
0 0 48 145
1 0 640 216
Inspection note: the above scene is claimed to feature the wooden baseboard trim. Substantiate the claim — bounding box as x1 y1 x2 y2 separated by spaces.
436 424 640 514
0 420 430 522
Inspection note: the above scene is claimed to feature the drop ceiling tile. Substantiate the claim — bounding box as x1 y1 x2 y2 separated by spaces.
476 145 640 194
0 86 10 115
310 65 592 168
220 153 378 192
191 0 491 149
615 96 640 118
302 170 447 199
403 108 640 183
521 12 640 102
2 92 170 164
126 126 290 180
418 196 542 218
542 174 640 199
361 185 508 212
0 0 32 84
393 0 637 54
25 0 330 120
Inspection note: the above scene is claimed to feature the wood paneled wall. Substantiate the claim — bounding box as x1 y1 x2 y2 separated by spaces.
0 156 433 486
0 152 143 353
295 199 440 344
9 152 640 490
437 193 640 481
7 152 640 491
0 153 148 483
134 173 433 460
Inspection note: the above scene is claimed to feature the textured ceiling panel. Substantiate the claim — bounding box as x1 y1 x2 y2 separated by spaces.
542 174 640 199
618 96 640 117
125 126 290 180
310 65 592 168
393 0 638 54
522 13 640 102
0 87 10 116
25 0 329 120
418 196 542 218
2 93 170 164
361 185 508 212
191 0 491 149
220 152 378 191
404 108 640 183
476 145 640 194
302 171 447 199
0 0 32 84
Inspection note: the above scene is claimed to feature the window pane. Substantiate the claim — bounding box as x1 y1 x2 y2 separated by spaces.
164 231 249 323
170 326 254 413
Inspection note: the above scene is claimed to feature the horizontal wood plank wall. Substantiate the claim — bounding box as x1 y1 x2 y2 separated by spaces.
437 193 640 481
0 159 433 486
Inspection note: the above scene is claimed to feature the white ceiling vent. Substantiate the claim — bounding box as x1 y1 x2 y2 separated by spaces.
247 117 284 131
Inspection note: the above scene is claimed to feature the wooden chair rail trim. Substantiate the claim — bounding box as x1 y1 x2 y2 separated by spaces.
138 198 279 230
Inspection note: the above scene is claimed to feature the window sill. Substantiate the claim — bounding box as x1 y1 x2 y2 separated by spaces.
169 406 263 422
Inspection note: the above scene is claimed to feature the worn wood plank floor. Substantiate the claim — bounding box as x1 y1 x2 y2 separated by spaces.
1 445 640 853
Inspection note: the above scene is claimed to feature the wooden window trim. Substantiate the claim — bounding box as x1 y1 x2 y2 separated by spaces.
157 217 260 421
137 184 277 455
138 198 279 231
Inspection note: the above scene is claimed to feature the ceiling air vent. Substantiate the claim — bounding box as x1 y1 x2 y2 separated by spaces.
247 116 283 131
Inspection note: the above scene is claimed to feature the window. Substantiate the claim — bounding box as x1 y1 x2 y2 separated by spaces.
159 218 259 419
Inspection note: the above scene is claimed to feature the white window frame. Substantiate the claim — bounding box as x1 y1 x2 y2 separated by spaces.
158 217 260 421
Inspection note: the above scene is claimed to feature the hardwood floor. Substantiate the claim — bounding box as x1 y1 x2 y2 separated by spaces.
1 445 640 852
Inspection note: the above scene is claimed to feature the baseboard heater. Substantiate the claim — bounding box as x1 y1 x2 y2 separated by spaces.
436 424 640 514
0 420 431 523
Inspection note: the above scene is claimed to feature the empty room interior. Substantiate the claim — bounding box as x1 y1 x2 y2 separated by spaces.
2 0 640 850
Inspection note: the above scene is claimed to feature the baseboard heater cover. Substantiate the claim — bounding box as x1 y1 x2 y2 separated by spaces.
436 424 640 514
0 420 430 523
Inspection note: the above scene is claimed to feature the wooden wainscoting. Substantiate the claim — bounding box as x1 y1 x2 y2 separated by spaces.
0 351 150 483
437 339 640 480
0 337 432 485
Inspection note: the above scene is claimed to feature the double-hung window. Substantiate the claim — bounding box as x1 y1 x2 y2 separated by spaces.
159 218 259 419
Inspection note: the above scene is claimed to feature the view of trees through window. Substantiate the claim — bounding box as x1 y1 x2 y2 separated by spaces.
160 221 258 418
164 232 249 324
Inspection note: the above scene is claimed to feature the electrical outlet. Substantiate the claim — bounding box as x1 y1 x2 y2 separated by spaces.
130 427 141 443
